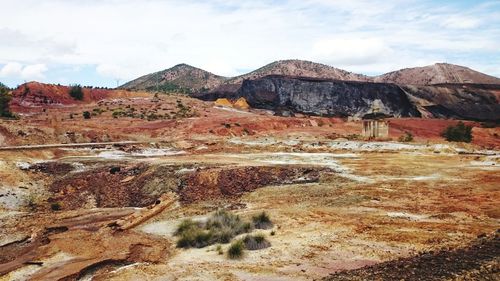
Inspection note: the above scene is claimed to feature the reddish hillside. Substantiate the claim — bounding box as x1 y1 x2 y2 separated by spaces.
10 82 150 112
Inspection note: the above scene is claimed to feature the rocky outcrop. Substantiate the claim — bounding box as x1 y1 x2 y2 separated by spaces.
402 83 500 121
237 76 421 118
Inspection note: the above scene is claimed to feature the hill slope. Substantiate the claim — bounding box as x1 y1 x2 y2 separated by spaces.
374 63 500 85
119 64 227 93
225 60 370 85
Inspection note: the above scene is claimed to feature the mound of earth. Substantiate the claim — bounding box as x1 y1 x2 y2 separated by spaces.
325 232 500 281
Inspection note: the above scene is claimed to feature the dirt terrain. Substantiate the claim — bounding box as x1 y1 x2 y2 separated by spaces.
0 91 499 280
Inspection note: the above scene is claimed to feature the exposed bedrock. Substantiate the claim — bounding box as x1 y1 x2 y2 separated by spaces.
237 76 421 117
197 76 499 121
47 163 327 209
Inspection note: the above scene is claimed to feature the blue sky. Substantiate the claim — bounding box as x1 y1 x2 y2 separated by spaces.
0 0 499 88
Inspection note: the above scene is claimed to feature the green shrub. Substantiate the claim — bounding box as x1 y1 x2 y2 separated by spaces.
112 109 124 118
227 240 244 259
175 219 201 235
50 202 62 211
252 212 273 229
442 121 473 143
216 245 223 255
243 234 271 250
69 85 84 100
0 83 14 118
398 131 414 142
82 111 91 119
174 209 253 249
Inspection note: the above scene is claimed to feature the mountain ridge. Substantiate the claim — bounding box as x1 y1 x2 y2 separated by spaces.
120 60 500 94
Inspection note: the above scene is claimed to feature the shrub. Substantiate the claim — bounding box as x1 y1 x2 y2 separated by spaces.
398 131 414 142
227 240 244 259
252 212 273 229
175 209 253 249
243 234 271 250
175 219 201 236
442 122 472 143
109 166 121 174
69 85 84 100
82 111 91 119
216 245 223 255
112 109 124 118
50 202 62 211
0 83 14 118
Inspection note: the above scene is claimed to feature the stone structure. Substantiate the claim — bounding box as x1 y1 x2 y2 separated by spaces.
361 101 390 139
362 119 389 138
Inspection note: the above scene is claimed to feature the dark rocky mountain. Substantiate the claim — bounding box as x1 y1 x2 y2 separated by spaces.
227 76 499 121
401 83 500 120
374 63 500 85
236 76 421 118
119 64 227 93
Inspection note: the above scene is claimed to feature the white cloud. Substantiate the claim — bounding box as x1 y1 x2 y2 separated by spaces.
311 38 392 65
0 0 498 85
0 62 23 77
0 62 48 81
441 15 481 29
21 64 48 80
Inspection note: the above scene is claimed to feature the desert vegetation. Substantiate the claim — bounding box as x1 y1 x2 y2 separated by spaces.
69 84 84 100
442 121 473 143
174 210 274 250
252 211 274 229
398 131 414 142
0 82 15 118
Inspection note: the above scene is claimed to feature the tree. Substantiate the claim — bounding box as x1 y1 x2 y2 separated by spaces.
442 121 473 143
0 82 14 118
82 111 91 119
69 84 84 100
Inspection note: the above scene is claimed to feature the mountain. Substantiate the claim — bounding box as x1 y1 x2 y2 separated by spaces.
121 61 500 103
238 76 420 118
121 60 370 93
224 60 370 85
374 63 500 85
119 64 227 93
234 76 500 121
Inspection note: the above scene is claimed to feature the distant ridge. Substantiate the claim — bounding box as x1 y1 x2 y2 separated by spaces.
119 64 227 93
120 60 500 93
374 63 500 85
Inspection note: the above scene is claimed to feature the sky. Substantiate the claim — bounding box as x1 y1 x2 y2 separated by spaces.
0 0 499 88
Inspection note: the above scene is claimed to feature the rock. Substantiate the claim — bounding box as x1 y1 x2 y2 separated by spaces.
237 76 421 118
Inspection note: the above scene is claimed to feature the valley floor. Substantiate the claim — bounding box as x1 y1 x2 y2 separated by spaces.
0 94 499 280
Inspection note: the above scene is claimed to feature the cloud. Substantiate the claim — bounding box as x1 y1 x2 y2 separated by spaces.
0 62 23 77
0 0 498 86
440 16 481 29
0 62 48 81
311 38 392 65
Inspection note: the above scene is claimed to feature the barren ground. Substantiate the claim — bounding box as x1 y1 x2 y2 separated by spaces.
0 93 498 280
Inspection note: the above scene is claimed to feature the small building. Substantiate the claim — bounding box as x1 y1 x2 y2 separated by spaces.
361 109 391 139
